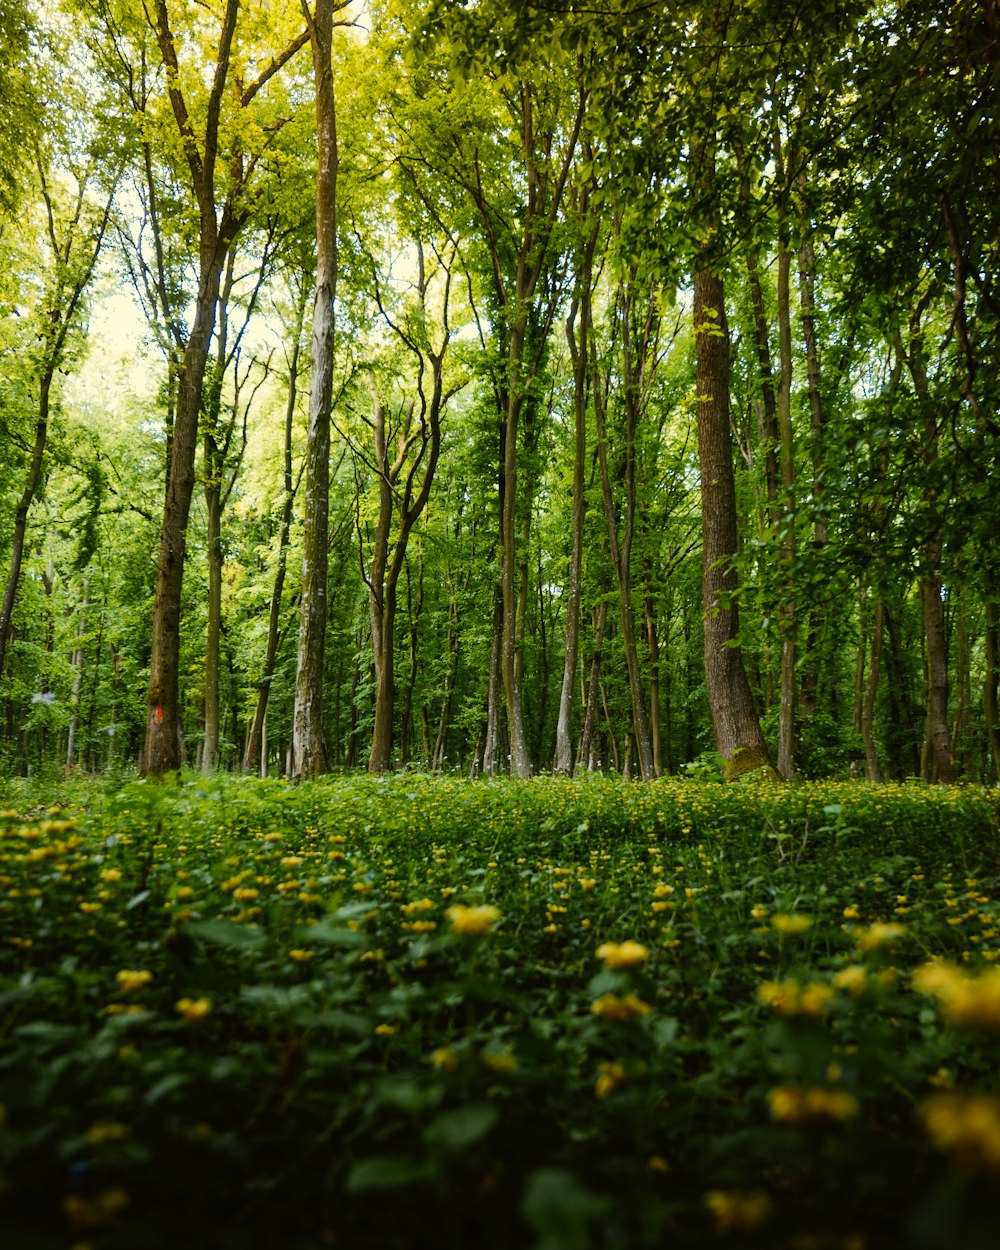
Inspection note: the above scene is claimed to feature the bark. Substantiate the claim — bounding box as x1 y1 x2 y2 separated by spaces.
984 566 1000 781
694 265 776 782
243 285 307 773
773 127 797 781
577 597 608 772
861 594 884 782
292 0 339 779
554 213 596 773
143 0 241 777
66 587 89 768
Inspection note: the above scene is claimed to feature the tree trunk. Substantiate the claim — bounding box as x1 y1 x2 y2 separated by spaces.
861 595 884 782
555 221 596 773
243 291 305 773
984 566 1000 782
693 265 776 781
0 381 51 683
921 553 955 782
66 586 90 768
292 0 338 779
144 261 226 775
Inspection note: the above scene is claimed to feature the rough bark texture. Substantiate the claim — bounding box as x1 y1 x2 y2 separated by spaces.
694 266 776 782
291 0 338 779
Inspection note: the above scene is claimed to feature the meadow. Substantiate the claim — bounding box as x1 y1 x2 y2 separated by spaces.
1 773 999 1249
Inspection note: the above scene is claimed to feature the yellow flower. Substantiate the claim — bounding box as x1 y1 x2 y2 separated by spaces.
402 898 434 915
175 997 212 1021
85 1121 129 1146
913 960 1000 1029
100 869 121 883
842 905 860 920
770 912 812 935
591 992 652 1021
756 979 833 1017
704 1189 773 1231
595 940 649 969
374 1023 396 1036
920 1093 1000 1170
232 887 259 902
750 906 769 920
446 903 500 936
855 921 906 952
832 966 868 995
430 1047 458 1072
594 1061 627 1098
63 1187 129 1230
647 1155 669 1174
483 1047 518 1073
767 1085 859 1125
288 949 315 963
115 970 152 992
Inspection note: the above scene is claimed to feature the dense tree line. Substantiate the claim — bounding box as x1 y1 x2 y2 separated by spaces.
0 0 996 783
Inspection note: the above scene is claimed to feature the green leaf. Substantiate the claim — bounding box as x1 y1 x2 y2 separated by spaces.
185 918 267 950
423 1103 497 1151
345 1155 436 1192
521 1168 610 1250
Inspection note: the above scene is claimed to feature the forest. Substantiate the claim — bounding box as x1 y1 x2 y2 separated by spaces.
0 0 997 785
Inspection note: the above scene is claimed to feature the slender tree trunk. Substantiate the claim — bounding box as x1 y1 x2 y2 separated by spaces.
203 478 223 771
644 585 662 776
984 566 1000 781
694 265 776 781
861 596 884 782
0 381 51 683
243 297 305 773
292 0 338 779
577 597 608 772
555 221 596 773
144 260 226 775
66 587 89 768
773 130 797 780
921 550 955 782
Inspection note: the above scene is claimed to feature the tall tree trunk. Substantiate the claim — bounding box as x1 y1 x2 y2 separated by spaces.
144 260 226 775
243 290 306 773
66 586 89 768
0 381 51 683
773 128 797 781
921 548 955 782
577 597 608 772
292 0 338 779
694 265 776 781
984 566 1000 781
143 0 241 776
555 216 596 773
861 594 884 782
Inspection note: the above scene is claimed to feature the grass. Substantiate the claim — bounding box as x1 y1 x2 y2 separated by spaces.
1 773 999 1249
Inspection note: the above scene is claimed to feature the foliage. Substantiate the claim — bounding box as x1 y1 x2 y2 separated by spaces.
1 775 999 1247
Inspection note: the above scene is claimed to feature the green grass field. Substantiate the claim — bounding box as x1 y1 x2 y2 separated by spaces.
1 774 999 1249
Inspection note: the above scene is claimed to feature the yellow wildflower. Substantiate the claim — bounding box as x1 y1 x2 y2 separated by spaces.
832 966 868 995
595 940 649 969
647 1155 669 1173
288 949 315 963
704 1189 774 1231
842 905 860 920
483 1047 518 1073
430 1047 458 1072
374 1023 396 1036
232 887 259 902
756 979 833 1017
85 1121 129 1146
446 903 500 936
175 997 212 1021
591 992 652 1021
767 1085 859 1125
855 921 906 951
115 970 152 992
770 912 812 934
913 960 1000 1030
594 1061 627 1098
920 1093 1000 1170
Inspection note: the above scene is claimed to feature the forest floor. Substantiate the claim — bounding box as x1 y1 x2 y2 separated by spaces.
1 773 999 1249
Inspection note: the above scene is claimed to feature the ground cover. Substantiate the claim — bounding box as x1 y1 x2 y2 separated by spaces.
1 774 999 1249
